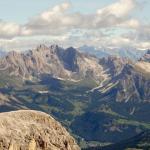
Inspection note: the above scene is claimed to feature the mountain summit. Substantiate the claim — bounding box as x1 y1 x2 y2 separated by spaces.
0 110 80 150
0 45 105 81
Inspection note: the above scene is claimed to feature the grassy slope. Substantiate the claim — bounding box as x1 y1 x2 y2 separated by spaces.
0 75 150 148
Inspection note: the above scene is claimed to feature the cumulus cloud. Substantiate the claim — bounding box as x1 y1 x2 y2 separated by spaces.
121 24 150 49
0 20 21 39
0 0 149 50
24 0 138 33
97 0 135 17
1 0 139 38
119 19 140 28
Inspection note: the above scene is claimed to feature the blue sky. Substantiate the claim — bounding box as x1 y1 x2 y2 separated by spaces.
0 0 149 23
0 0 150 50
0 0 116 23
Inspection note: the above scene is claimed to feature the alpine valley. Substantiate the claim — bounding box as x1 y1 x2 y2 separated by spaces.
0 45 150 149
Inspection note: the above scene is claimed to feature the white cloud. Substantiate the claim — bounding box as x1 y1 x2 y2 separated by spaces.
0 20 21 39
41 2 71 20
97 0 135 17
0 0 149 50
119 19 140 28
24 0 137 33
0 0 139 38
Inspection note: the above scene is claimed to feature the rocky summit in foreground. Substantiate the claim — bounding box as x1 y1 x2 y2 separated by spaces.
0 110 80 150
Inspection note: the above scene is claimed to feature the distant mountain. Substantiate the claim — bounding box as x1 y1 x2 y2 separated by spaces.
0 45 106 81
136 50 150 74
139 49 150 62
79 45 147 61
70 56 150 147
0 44 149 149
78 45 109 58
0 49 7 58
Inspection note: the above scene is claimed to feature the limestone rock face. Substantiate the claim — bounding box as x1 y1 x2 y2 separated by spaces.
139 49 150 62
0 110 80 150
0 45 107 81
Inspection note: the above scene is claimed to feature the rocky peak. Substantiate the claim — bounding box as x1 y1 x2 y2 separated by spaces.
5 51 23 61
0 110 80 150
99 56 129 76
147 49 150 54
0 45 107 81
50 44 59 50
7 51 18 56
36 44 49 51
139 50 150 63
120 64 134 75
65 47 78 54
61 47 80 72
35 44 62 56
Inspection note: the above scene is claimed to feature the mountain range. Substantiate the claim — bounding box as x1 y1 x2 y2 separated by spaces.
0 44 149 149
79 45 148 61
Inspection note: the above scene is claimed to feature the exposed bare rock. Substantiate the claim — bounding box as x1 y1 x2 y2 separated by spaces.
0 110 80 150
136 61 150 73
0 93 9 105
99 56 130 76
28 139 36 150
134 50 150 75
139 49 150 63
0 45 108 82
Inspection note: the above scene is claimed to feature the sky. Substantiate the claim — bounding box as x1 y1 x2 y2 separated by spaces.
0 0 150 51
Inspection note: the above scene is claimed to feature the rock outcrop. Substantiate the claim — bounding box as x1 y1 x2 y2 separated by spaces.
0 45 104 81
136 50 150 73
0 110 80 150
139 49 150 62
